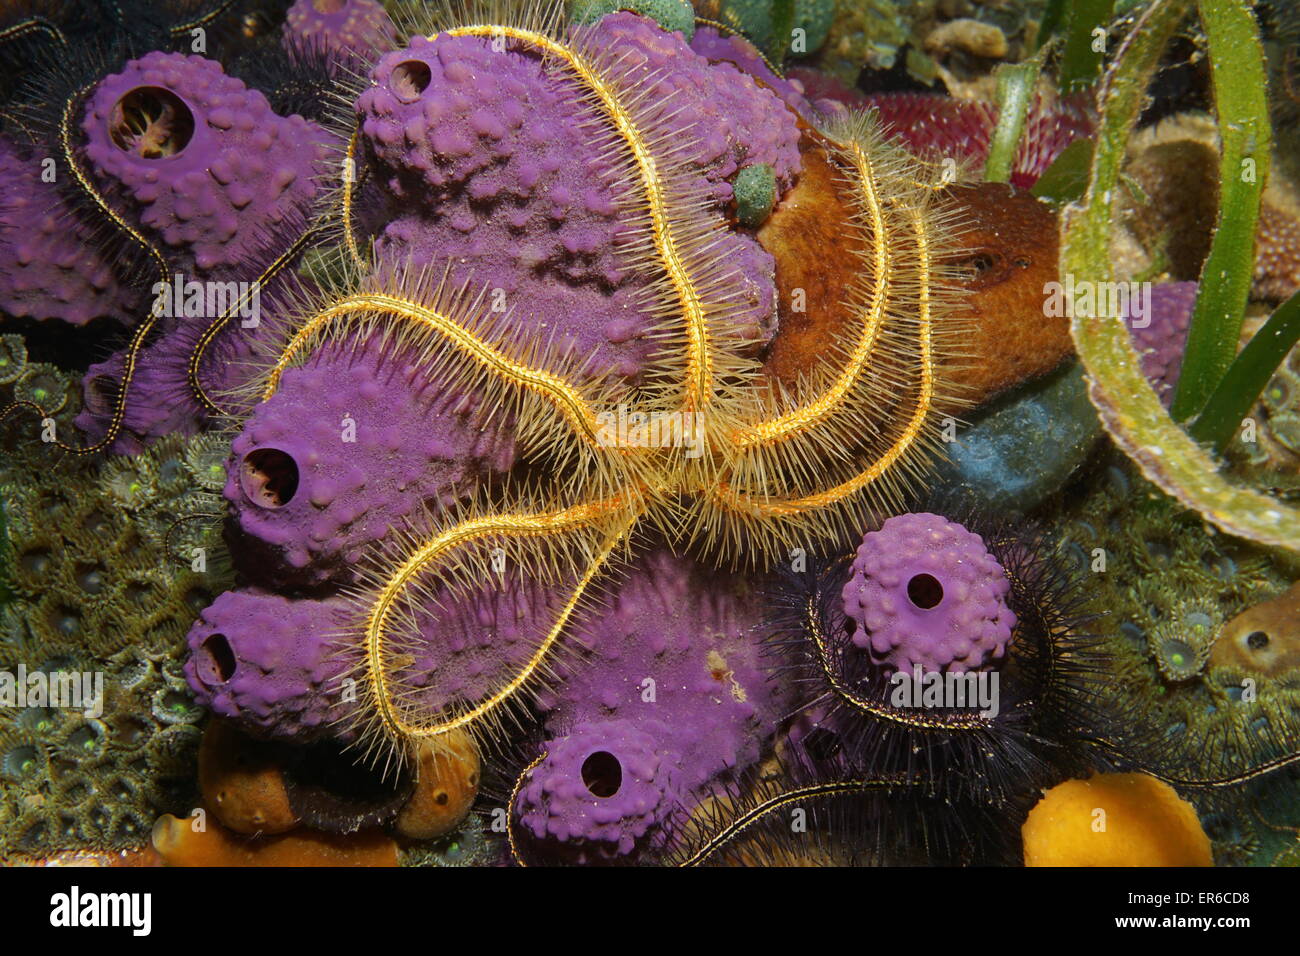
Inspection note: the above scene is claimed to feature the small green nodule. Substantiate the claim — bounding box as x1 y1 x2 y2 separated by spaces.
733 163 776 229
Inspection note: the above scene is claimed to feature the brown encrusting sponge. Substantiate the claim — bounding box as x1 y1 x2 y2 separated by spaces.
151 812 399 867
940 182 1069 402
760 146 1068 408
198 718 298 836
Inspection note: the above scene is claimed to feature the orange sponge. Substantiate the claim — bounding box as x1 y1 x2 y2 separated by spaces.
1022 773 1213 867
152 813 399 867
394 729 480 840
198 719 299 836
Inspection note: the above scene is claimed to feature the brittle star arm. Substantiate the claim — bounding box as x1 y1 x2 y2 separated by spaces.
713 205 934 517
264 291 622 447
445 24 714 413
727 134 894 451
187 125 371 416
0 17 67 47
169 0 242 34
674 777 919 867
0 88 170 455
361 495 642 744
800 592 991 731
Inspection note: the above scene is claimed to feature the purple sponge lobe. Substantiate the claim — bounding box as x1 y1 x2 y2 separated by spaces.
842 512 1016 674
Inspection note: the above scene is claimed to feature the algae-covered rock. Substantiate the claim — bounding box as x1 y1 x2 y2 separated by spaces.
819 0 937 85
572 0 697 38
717 0 834 58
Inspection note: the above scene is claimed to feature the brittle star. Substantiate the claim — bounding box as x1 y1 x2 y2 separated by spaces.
238 15 966 766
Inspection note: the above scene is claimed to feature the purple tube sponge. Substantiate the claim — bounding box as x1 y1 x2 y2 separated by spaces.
81 51 330 275
183 547 779 783
71 52 334 450
358 31 638 277
537 549 784 790
0 138 137 326
284 0 397 63
507 549 783 863
185 589 354 742
689 25 814 121
842 513 1016 674
355 12 798 382
360 15 799 204
1125 281 1197 407
76 344 200 452
514 719 682 864
224 338 515 585
188 568 565 744
582 13 801 198
357 575 572 737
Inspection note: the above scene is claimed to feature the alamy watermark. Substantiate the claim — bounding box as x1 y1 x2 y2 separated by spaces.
1043 275 1153 328
889 665 1000 718
595 405 705 459
152 271 261 327
0 665 104 718
50 886 151 936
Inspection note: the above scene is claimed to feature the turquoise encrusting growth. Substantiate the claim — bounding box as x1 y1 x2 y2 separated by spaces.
932 362 1101 513
0 0 1298 870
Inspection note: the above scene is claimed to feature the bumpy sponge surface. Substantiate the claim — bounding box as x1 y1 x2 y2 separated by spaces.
842 512 1016 674
82 51 329 274
0 139 137 326
185 590 353 743
284 0 396 61
515 719 682 864
225 340 516 585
